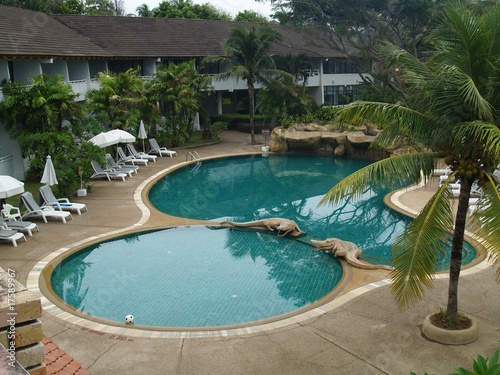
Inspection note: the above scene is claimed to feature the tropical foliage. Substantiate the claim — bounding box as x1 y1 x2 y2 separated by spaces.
149 0 231 20
85 68 158 134
204 24 283 144
0 74 102 195
0 0 124 15
150 60 212 147
320 2 500 323
267 0 438 101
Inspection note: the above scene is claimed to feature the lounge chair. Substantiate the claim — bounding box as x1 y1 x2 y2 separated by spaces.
19 192 72 223
0 227 26 247
105 153 139 175
1 215 38 237
39 185 88 215
116 147 148 166
148 138 177 158
126 144 157 162
90 161 128 182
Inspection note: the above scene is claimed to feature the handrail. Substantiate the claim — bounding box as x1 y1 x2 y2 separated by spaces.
186 151 201 162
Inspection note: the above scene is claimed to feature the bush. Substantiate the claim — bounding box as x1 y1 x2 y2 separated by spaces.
210 114 267 130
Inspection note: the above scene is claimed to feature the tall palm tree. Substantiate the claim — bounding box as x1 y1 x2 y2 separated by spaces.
320 2 500 323
204 25 282 144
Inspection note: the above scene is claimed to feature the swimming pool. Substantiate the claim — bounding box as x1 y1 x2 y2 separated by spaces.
51 226 343 328
50 153 476 329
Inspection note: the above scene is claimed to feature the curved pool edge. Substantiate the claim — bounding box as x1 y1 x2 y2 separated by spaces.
27 160 493 339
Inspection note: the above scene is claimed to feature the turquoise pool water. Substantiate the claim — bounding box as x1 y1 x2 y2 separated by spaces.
51 226 342 328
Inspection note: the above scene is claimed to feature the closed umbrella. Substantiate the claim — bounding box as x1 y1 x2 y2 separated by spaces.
0 175 25 199
89 132 121 148
138 120 147 152
106 129 136 143
40 155 58 186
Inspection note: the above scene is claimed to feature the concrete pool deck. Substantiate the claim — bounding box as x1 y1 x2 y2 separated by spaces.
1 131 499 374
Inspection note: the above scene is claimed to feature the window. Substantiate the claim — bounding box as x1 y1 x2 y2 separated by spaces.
323 85 358 106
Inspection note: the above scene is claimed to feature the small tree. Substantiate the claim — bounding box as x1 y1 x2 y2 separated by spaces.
150 60 212 146
85 68 146 133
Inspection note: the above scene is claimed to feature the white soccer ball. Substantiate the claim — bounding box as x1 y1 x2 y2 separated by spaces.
125 314 134 324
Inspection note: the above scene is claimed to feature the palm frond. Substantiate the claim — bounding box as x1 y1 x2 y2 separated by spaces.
468 176 500 280
391 186 455 309
319 152 436 206
378 41 433 82
456 121 500 162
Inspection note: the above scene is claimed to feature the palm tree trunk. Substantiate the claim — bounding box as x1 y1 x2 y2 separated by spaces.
248 83 256 145
447 177 472 322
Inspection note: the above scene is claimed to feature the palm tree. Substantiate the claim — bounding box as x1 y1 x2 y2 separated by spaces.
204 25 282 144
150 60 212 146
85 68 145 131
320 2 500 323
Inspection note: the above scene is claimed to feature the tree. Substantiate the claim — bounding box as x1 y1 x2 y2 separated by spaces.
204 24 282 144
257 53 317 124
0 73 101 195
150 60 212 146
234 10 269 23
320 2 500 323
85 68 146 132
151 0 231 20
264 0 437 100
0 74 81 137
136 3 153 17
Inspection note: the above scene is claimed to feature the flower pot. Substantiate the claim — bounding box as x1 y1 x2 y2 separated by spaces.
77 188 87 197
262 146 270 152
422 312 478 345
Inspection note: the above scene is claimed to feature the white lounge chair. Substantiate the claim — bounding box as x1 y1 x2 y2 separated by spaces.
105 153 139 175
39 185 88 215
1 216 38 237
126 144 157 162
0 227 26 247
116 147 148 166
19 192 72 223
148 138 177 157
91 161 128 182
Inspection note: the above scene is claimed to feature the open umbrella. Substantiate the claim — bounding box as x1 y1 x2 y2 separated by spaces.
89 132 121 148
106 129 136 143
40 155 58 186
138 120 147 152
0 175 25 199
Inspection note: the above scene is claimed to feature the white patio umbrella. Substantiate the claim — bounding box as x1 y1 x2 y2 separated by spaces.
0 175 25 199
106 129 136 143
40 155 58 186
138 120 147 152
89 132 121 148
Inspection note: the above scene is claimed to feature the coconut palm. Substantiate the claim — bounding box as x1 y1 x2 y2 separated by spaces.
320 2 500 323
203 24 283 144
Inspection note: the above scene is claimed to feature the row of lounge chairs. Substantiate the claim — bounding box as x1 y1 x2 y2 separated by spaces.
90 138 177 182
433 165 497 215
1 186 88 247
